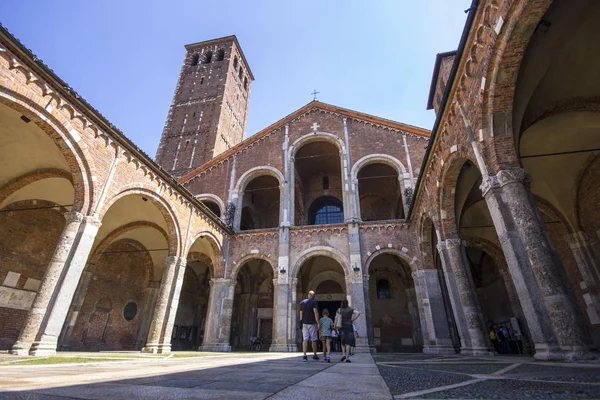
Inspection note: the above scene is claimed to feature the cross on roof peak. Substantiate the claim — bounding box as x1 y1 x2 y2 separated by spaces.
311 90 320 101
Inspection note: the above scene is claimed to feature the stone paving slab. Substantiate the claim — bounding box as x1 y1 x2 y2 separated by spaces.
374 353 600 399
414 379 600 399
34 383 273 400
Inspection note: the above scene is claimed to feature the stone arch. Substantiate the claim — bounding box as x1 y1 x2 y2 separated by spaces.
184 230 224 277
91 237 154 283
88 221 168 278
0 168 73 207
232 166 284 231
363 248 416 277
534 195 575 235
351 153 407 182
0 92 95 214
437 151 480 239
307 270 347 294
99 187 182 257
290 132 349 224
289 131 347 157
291 246 350 278
194 193 225 217
483 0 554 171
351 154 409 220
418 213 437 269
574 148 600 233
463 237 509 275
229 254 277 281
233 166 284 198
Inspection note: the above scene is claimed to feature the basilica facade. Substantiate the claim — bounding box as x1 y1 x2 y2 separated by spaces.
1 0 599 361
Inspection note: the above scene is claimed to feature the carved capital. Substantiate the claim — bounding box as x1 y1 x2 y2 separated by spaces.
443 238 463 250
83 215 102 228
164 255 181 267
480 168 528 197
64 210 84 224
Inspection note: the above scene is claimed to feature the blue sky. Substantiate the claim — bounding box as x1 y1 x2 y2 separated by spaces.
0 1 469 157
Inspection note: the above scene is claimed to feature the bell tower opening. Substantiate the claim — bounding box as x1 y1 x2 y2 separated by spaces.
155 36 254 178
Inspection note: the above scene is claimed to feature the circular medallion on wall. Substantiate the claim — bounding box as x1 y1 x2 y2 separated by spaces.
123 302 138 321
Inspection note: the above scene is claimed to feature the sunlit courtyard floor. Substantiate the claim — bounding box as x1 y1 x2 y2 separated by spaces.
1 351 600 399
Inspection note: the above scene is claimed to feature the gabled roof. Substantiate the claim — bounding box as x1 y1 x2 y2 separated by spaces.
426 51 457 110
180 100 431 183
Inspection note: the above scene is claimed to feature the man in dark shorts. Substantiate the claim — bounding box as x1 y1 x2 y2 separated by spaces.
300 290 320 361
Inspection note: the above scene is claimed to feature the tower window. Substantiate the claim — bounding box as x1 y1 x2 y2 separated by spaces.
190 54 199 66
239 68 243 79
200 77 204 85
216 49 225 61
203 51 213 64
322 176 329 190
233 56 239 71
243 77 248 91
376 279 392 300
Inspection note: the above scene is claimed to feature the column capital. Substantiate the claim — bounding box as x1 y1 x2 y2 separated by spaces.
438 237 463 251
64 210 84 224
480 168 528 197
210 278 236 287
83 214 102 227
164 255 182 266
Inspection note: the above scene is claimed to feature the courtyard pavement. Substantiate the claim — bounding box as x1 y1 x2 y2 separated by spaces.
0 351 600 399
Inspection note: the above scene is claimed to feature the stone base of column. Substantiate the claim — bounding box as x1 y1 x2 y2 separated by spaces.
423 344 456 355
533 344 596 361
269 344 298 352
141 343 171 354
459 346 495 356
10 341 32 356
29 340 58 357
200 343 231 352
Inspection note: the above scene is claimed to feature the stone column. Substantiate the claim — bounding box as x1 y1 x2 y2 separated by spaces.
57 269 93 350
437 238 492 355
12 212 101 356
413 269 455 355
566 231 600 326
346 222 371 352
481 168 592 360
135 281 160 349
270 277 298 352
142 255 183 354
201 278 235 352
362 274 375 348
158 258 187 351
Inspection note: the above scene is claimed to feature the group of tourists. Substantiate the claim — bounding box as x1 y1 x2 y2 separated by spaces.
489 325 511 354
299 290 361 363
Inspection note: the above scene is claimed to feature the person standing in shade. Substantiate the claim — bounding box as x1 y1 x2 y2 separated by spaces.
300 290 320 362
338 299 360 363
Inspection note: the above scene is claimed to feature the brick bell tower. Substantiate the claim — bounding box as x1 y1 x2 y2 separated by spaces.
155 36 253 177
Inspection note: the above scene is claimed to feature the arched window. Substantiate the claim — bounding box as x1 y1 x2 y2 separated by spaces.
376 279 391 300
308 196 343 225
190 54 199 66
240 206 255 231
216 49 225 61
243 77 248 91
233 56 239 71
239 68 243 79
201 200 221 218
203 51 213 64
